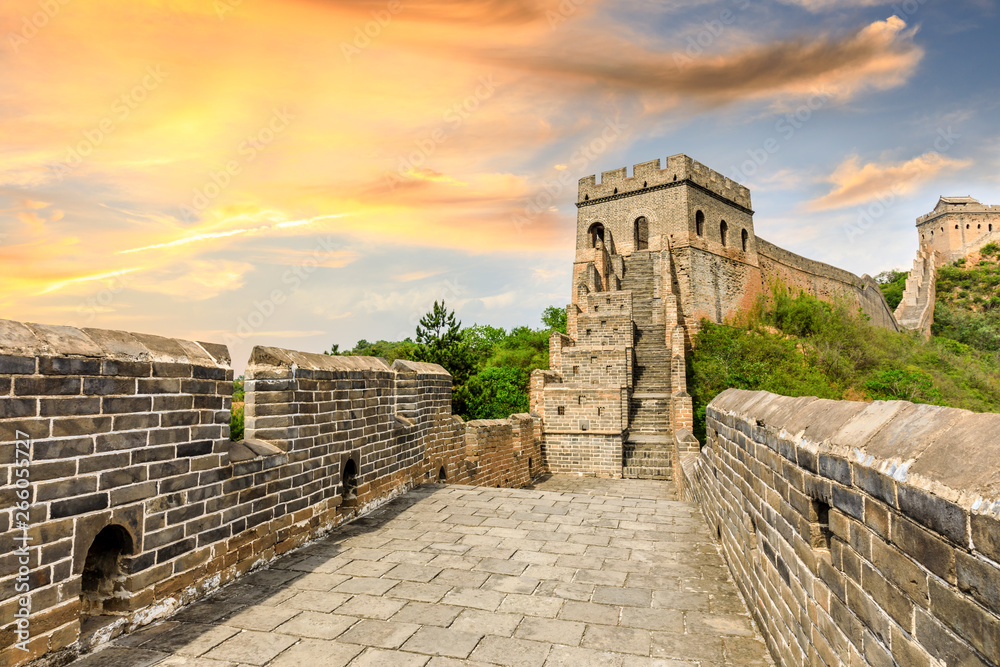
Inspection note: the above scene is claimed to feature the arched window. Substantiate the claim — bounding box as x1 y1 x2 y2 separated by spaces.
588 223 605 248
741 229 749 252
720 220 728 247
81 525 134 616
635 217 649 250
695 211 704 237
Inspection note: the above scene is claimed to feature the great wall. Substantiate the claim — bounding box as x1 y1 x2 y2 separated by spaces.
2 154 999 667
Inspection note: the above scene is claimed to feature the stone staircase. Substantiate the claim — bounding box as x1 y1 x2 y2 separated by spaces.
620 251 672 479
895 250 937 339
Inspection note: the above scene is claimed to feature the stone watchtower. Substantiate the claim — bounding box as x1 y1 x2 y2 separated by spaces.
916 196 1000 266
533 154 761 480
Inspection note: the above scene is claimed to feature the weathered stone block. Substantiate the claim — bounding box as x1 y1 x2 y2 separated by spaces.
897 485 968 546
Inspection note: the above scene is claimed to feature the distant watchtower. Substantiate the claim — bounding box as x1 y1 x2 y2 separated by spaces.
917 196 1000 265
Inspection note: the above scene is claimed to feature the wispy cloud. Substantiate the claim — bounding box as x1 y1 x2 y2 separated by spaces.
119 213 348 254
808 152 973 211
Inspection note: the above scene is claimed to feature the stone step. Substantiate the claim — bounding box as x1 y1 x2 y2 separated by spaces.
622 467 672 480
624 452 671 464
626 433 670 445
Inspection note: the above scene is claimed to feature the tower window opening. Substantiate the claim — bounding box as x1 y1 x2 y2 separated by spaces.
557 406 565 415
741 229 749 252
438 466 447 481
720 220 728 247
635 216 649 250
695 210 705 237
588 223 605 248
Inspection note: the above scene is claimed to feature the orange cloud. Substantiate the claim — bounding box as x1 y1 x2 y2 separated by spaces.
808 152 973 211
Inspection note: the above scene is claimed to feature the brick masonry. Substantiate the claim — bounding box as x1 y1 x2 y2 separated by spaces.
685 389 1000 667
0 320 542 667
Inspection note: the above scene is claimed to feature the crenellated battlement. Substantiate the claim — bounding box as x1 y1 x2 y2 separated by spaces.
916 197 1000 225
578 154 752 211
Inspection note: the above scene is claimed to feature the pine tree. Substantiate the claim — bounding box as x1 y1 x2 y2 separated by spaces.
415 301 474 387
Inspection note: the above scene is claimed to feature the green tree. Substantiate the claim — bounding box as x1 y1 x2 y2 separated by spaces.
542 306 567 334
462 325 509 363
414 302 475 407
875 270 908 310
461 366 529 419
231 376 245 441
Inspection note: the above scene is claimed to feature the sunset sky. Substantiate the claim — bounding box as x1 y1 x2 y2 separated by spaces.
1 0 998 372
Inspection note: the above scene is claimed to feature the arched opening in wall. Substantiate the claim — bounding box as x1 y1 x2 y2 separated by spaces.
695 210 704 237
741 229 749 252
81 525 134 619
720 220 728 247
342 458 359 504
528 458 533 476
438 466 447 482
588 223 605 248
634 217 649 250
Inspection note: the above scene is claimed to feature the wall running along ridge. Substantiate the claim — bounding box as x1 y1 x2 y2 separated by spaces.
0 319 541 667
685 389 1000 667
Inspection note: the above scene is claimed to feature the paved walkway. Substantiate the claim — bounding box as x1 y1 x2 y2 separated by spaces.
71 475 773 666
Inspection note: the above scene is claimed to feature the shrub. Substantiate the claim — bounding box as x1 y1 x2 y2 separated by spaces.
689 288 1000 442
876 270 908 310
460 366 529 420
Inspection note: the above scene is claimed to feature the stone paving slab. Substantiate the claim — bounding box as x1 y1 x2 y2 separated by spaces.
69 475 773 666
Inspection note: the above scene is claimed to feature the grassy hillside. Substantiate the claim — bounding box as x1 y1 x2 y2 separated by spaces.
932 243 1000 351
688 286 1000 442
877 242 1000 352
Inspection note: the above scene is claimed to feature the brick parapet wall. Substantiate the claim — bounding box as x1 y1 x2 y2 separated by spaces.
1 324 542 667
756 238 898 332
0 319 232 667
690 389 1000 667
